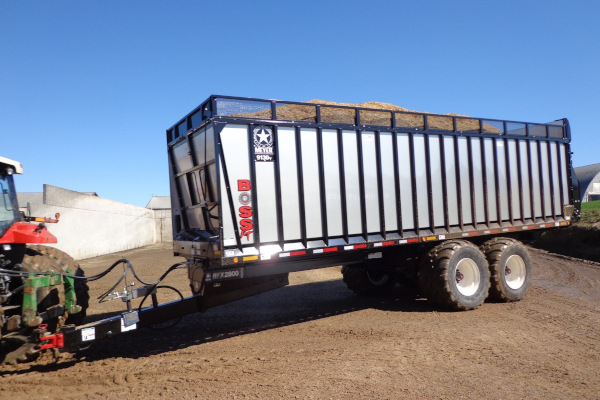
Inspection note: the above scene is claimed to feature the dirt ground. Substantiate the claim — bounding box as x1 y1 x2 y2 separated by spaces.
1 243 599 399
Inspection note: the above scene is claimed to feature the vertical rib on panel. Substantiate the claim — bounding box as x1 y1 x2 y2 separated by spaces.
247 126 260 246
559 143 569 213
397 133 414 232
273 127 284 247
337 129 349 243
424 134 435 230
522 140 534 220
529 142 542 219
547 141 558 217
503 138 514 223
413 135 430 230
277 127 301 242
255 157 277 243
409 134 420 233
508 139 521 221
446 136 460 228
375 131 386 236
295 127 307 246
439 136 450 231
343 130 362 236
356 131 368 238
316 129 328 243
300 129 322 239
380 132 397 233
428 135 444 228
497 138 510 222
362 132 381 234
459 137 472 226
322 129 343 237
481 138 491 226
470 137 485 225
392 132 403 236
539 141 552 219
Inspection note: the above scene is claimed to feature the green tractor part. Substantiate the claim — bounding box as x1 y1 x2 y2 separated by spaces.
22 270 81 327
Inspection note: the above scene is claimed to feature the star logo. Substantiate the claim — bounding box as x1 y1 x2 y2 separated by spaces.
253 126 273 148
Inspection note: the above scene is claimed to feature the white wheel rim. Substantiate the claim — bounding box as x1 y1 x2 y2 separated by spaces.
455 258 480 296
505 255 526 290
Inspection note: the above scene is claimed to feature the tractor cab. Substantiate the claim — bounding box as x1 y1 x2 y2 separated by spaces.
0 157 22 239
0 157 57 245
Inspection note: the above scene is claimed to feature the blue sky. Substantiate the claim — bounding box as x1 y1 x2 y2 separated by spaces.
2 1 598 207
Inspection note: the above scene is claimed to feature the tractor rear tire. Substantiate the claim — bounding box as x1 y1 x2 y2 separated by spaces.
24 245 89 325
341 265 397 296
0 245 89 365
0 335 38 365
419 240 490 311
481 237 531 302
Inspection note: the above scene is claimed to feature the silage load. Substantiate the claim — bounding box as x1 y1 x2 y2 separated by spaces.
232 99 491 132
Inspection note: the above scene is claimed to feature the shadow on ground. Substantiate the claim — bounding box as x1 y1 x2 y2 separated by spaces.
72 278 431 365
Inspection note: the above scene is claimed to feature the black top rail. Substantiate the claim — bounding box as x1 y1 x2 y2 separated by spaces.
167 95 569 144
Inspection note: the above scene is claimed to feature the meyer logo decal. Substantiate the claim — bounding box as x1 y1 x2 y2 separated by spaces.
253 125 275 162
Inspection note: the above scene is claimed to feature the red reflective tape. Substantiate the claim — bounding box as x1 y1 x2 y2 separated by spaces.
508 227 517 232
407 238 419 243
354 244 368 249
290 251 306 256
489 229 499 234
323 247 338 253
381 241 395 246
468 232 479 236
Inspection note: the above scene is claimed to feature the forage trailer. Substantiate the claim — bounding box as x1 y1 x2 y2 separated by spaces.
167 95 578 310
0 96 579 364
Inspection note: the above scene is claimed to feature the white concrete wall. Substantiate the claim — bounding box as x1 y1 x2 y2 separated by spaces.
154 209 173 243
26 185 170 260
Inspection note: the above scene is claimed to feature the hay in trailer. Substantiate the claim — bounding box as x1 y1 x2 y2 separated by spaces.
232 99 494 133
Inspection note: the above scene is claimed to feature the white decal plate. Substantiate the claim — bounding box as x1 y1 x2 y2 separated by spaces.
81 327 96 342
120 318 137 332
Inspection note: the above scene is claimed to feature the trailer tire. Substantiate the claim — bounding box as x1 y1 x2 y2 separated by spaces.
481 238 531 302
419 240 489 311
341 265 396 296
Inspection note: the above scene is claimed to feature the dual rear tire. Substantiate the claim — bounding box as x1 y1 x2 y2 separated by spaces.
419 240 490 311
482 237 531 302
419 238 531 311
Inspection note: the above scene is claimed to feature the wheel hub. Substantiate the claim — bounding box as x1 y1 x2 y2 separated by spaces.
504 255 526 290
454 258 480 296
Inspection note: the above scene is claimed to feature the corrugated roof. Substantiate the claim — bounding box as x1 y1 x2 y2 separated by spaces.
575 163 600 201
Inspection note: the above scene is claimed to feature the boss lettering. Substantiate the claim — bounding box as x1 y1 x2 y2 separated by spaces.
239 206 252 219
237 180 253 241
238 180 251 191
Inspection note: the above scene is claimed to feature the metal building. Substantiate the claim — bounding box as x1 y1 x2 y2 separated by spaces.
575 163 600 202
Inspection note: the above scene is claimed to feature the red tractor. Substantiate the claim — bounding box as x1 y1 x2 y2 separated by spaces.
0 156 89 364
